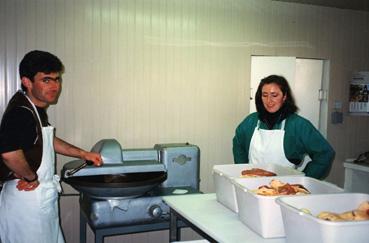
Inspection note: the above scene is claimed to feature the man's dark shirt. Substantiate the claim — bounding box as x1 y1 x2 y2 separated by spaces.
0 106 48 154
0 91 49 181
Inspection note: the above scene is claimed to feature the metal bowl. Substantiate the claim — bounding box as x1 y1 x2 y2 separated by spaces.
63 172 167 199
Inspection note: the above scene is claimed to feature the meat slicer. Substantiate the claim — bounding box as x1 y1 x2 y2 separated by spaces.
61 139 200 242
62 139 200 198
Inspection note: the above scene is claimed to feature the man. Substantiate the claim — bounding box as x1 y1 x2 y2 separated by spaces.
0 50 102 243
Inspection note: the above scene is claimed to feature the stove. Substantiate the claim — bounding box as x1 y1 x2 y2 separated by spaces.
61 139 200 242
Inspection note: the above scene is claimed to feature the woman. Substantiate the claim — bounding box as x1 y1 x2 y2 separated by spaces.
232 75 334 179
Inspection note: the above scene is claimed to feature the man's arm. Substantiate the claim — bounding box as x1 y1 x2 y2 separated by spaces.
53 136 102 166
1 150 40 190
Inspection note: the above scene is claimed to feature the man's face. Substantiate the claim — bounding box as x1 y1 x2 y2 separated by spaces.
22 72 62 107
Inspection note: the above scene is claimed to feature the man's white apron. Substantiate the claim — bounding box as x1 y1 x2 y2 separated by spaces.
249 120 295 167
0 95 64 243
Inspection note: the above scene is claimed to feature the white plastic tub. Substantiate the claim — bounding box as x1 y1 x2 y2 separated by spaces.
212 163 304 212
276 193 369 243
344 159 369 193
233 176 344 238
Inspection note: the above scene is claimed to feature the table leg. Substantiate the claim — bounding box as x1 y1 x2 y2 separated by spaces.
80 210 87 243
95 229 104 243
169 209 181 242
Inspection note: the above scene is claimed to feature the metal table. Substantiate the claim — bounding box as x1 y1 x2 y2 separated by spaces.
163 193 286 243
80 210 170 243
79 196 188 243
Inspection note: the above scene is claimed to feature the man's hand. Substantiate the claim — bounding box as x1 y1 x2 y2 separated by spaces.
53 137 103 166
82 152 103 167
16 179 39 191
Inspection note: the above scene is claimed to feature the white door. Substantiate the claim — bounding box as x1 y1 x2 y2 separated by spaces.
250 56 325 130
250 56 296 114
250 56 328 170
294 59 323 128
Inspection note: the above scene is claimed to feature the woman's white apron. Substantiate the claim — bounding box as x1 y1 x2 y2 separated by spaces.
0 94 64 243
248 119 295 167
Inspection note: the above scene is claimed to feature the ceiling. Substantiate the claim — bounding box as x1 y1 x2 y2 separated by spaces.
273 0 369 12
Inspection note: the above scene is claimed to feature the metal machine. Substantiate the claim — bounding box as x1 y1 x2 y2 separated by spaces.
61 139 200 243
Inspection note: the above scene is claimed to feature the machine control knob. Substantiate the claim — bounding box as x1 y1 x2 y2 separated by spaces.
149 205 163 218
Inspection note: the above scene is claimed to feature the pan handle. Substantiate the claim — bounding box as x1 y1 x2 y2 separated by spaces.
65 160 94 177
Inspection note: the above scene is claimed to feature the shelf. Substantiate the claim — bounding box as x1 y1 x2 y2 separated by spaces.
348 112 369 116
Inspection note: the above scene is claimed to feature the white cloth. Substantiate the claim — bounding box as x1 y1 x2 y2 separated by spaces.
0 94 64 243
248 119 295 167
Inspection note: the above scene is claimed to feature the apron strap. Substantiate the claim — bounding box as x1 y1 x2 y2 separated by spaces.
22 91 43 128
280 119 286 130
256 120 260 129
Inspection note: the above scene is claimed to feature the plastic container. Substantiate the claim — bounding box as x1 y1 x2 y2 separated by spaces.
212 163 304 212
233 176 344 238
344 159 369 193
276 193 369 243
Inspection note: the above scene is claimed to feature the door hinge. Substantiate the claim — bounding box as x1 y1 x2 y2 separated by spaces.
318 89 327 101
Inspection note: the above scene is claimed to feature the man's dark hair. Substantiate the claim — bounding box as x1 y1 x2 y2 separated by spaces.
19 50 64 91
255 74 298 115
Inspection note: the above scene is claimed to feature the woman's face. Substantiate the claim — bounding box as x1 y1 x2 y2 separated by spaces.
261 83 286 113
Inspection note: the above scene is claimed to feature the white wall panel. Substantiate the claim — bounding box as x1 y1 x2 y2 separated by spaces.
1 0 369 242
